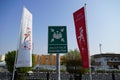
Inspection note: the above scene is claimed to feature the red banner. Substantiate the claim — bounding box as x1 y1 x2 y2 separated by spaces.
73 7 89 68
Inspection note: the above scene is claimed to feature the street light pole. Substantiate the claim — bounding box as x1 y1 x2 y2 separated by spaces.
99 43 102 54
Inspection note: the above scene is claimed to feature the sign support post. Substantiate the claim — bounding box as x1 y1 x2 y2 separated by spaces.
56 53 60 80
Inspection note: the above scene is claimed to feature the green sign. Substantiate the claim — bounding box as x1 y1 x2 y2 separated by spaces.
48 26 68 53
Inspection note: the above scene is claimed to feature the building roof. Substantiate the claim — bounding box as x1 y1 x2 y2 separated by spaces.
0 61 6 66
93 53 120 58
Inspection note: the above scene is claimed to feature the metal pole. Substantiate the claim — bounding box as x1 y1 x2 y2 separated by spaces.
84 3 92 80
12 64 16 80
12 44 19 80
12 7 24 80
99 43 102 54
56 53 60 80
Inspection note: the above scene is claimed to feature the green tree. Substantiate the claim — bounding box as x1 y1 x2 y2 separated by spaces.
5 50 35 73
5 51 16 72
62 49 88 80
91 56 95 66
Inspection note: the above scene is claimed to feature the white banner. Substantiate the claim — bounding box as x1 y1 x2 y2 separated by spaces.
16 7 32 67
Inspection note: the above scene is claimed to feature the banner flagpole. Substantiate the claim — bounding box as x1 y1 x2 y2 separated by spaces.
12 6 33 80
12 50 18 80
12 6 24 80
84 3 92 80
12 39 19 80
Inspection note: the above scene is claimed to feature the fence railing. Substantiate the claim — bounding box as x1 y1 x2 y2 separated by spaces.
0 72 120 80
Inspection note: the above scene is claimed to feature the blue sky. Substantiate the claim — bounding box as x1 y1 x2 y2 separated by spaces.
0 0 120 55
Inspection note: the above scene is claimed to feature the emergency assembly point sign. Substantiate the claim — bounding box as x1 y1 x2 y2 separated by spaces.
48 26 68 53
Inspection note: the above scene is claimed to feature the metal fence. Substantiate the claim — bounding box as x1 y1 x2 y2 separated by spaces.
0 72 11 80
0 72 120 80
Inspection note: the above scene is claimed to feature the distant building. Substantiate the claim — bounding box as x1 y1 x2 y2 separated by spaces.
34 54 65 70
0 55 7 72
0 55 5 61
92 53 120 71
34 54 56 65
34 54 64 65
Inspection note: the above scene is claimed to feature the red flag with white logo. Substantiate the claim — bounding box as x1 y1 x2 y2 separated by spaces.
73 7 89 68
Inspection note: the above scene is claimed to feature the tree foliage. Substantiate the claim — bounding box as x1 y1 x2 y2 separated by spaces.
5 51 16 72
91 57 95 66
62 49 88 74
5 50 35 73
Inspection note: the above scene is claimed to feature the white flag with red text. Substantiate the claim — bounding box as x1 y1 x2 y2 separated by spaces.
16 7 32 67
